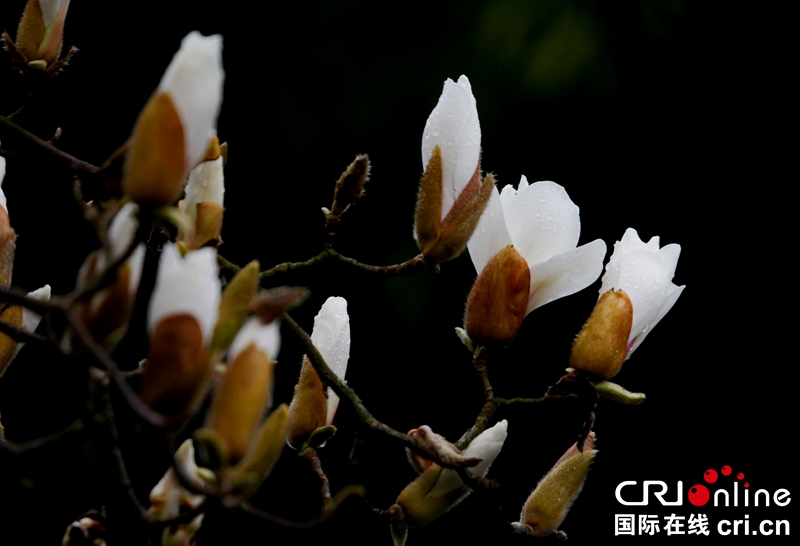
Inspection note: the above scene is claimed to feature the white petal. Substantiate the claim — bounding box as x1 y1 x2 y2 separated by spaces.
466 184 512 274
421 75 481 220
628 284 684 355
39 0 68 28
147 244 221 344
310 297 350 423
183 154 224 226
526 239 606 315
107 203 139 263
0 151 8 213
601 229 683 356
501 180 581 266
8 285 53 365
21 284 51 332
158 32 224 172
426 420 508 497
229 317 281 361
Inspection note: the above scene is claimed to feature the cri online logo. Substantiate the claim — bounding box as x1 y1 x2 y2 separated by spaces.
616 465 791 508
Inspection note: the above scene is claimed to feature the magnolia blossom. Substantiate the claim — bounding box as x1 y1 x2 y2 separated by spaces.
147 244 221 344
424 419 508 498
15 0 71 65
600 228 684 357
124 31 224 207
392 420 508 535
414 76 493 264
149 440 205 545
286 297 350 448
421 75 481 221
464 177 606 346
159 32 225 173
310 296 350 423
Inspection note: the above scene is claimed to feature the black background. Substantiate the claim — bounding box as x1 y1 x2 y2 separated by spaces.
0 1 792 544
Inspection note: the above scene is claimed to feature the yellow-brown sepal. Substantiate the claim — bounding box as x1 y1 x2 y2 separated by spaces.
570 289 633 380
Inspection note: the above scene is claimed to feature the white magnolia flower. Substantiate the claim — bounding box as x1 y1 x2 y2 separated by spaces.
421 75 481 221
426 419 508 497
311 296 350 424
147 244 221 345
159 31 224 173
229 317 281 362
468 176 606 315
600 228 684 357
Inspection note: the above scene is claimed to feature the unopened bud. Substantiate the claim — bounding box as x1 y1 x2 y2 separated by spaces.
62 510 107 546
570 289 633 380
210 260 260 354
286 356 328 448
331 154 370 217
14 0 71 65
414 147 495 264
123 91 187 207
206 343 274 463
226 404 289 498
247 286 310 325
518 433 597 538
464 245 530 346
139 314 211 416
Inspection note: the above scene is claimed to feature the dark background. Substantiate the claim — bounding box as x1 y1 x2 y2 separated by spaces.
0 1 792 544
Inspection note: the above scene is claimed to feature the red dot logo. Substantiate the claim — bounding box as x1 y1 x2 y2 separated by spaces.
721 465 732 476
744 482 750 488
737 472 745 480
704 469 718 483
688 485 710 507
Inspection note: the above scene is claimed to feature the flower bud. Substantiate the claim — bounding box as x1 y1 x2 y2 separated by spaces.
286 297 350 447
124 32 223 208
394 420 507 528
14 0 70 66
210 260 260 354
601 228 684 358
206 343 274 463
569 289 633 380
517 433 597 537
464 245 530 346
149 440 206 546
330 154 370 217
414 76 494 265
225 404 289 498
0 285 50 378
286 356 328 448
0 157 16 288
140 245 220 416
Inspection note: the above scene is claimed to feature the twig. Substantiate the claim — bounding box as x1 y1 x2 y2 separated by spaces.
283 312 475 470
0 419 83 455
65 310 168 430
472 348 493 401
300 446 332 505
0 317 63 350
261 249 426 279
0 114 100 174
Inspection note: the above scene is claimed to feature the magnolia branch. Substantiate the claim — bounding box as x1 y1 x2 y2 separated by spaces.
0 114 100 174
260 249 426 279
283 312 477 470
